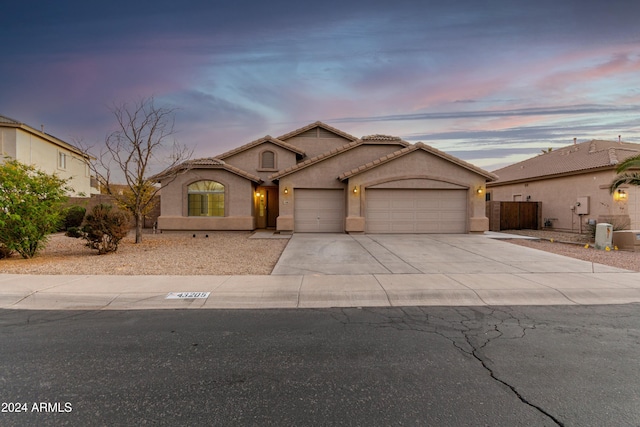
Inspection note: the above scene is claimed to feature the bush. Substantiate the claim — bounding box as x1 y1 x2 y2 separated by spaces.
585 218 628 241
0 244 12 259
63 205 86 230
65 226 84 238
0 159 70 258
82 204 130 254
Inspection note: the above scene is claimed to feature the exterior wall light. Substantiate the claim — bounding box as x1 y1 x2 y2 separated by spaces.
616 189 627 201
255 191 260 197
476 187 484 194
283 187 289 194
353 186 358 194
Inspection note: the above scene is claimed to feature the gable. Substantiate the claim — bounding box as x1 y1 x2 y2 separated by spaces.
278 121 359 158
339 142 497 182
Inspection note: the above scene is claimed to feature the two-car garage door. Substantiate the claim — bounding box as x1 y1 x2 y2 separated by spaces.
365 189 467 233
294 188 467 233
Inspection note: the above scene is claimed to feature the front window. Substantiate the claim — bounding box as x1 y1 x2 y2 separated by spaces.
188 181 224 216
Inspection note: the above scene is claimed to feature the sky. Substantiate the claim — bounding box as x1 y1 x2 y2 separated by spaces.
2 0 640 174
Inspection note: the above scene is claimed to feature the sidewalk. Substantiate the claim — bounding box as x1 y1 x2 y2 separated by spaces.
2 270 639 310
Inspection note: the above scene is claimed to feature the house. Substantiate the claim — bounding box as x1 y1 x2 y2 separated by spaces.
0 115 93 197
488 139 640 232
155 121 496 234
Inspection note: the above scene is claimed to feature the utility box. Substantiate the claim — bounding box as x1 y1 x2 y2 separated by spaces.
576 197 590 215
594 223 613 250
613 230 640 252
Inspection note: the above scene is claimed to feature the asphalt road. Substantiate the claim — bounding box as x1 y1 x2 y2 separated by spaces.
1 305 639 426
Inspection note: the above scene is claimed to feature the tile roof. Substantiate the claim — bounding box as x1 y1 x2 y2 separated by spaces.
216 135 305 159
490 139 640 185
361 134 404 142
276 121 359 142
268 136 410 180
152 157 262 183
338 142 498 181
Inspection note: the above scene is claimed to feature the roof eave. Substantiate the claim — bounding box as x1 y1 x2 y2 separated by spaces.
488 165 616 187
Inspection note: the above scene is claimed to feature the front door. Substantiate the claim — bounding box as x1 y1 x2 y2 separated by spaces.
266 188 279 228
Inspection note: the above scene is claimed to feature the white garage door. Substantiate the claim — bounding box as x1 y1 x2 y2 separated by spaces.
366 189 467 233
294 189 345 232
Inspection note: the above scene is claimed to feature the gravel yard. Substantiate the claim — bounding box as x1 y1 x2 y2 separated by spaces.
0 231 289 275
501 229 640 272
1 229 638 275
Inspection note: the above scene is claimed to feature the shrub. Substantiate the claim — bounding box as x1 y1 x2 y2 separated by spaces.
63 205 86 230
0 244 12 259
0 159 70 258
82 204 130 254
65 226 84 238
585 218 628 241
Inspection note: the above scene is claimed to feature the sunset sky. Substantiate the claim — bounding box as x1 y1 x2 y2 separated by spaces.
2 0 639 173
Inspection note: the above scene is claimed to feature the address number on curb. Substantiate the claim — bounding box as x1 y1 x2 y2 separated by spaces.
166 292 210 299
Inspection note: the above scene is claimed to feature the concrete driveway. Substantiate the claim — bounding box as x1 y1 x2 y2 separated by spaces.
271 233 624 275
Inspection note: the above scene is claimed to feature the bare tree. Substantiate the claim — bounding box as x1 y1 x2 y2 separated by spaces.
86 97 191 243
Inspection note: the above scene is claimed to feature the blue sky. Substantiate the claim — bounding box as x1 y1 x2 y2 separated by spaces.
2 0 639 172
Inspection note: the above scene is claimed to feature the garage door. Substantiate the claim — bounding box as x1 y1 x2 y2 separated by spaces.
294 189 345 232
366 189 467 233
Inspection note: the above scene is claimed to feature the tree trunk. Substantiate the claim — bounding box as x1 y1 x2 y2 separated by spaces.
135 211 143 243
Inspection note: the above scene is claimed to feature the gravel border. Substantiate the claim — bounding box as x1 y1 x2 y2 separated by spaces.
499 230 640 272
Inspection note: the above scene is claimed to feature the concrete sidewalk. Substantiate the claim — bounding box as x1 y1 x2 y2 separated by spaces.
2 270 639 310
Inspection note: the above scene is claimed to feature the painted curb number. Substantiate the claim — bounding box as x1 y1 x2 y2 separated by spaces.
166 292 210 299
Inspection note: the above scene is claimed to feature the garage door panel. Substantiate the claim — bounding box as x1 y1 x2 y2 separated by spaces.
366 189 467 234
391 200 415 209
294 189 344 233
391 212 415 221
415 199 440 209
415 211 441 221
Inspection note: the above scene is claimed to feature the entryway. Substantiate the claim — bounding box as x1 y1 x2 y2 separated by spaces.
256 186 279 229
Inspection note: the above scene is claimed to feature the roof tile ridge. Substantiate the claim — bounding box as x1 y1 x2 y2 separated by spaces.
276 121 359 142
608 147 619 165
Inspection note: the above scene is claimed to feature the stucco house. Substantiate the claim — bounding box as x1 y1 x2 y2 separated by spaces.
488 139 640 232
0 115 92 197
155 121 496 234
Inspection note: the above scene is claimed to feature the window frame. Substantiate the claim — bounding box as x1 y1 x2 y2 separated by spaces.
187 180 225 217
258 149 277 171
58 151 67 170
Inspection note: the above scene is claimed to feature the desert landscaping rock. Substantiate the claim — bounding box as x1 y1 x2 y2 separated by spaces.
0 231 288 275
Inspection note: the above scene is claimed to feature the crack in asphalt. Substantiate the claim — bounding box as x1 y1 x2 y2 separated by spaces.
331 306 563 426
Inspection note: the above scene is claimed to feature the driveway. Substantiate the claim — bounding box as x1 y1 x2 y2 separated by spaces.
271 233 623 275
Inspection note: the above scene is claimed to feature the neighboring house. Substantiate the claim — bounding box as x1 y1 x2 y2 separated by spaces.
156 121 496 234
488 139 640 231
0 115 93 197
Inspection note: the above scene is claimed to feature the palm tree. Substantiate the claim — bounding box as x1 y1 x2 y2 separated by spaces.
609 153 640 194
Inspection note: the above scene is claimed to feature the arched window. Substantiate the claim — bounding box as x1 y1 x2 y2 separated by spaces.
187 181 224 216
261 150 275 169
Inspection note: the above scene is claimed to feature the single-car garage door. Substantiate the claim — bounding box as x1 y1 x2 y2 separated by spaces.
294 189 345 232
366 189 467 233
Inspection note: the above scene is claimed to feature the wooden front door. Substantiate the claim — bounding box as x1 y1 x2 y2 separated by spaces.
266 188 279 228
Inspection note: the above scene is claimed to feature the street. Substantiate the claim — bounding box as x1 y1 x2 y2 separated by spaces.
1 305 639 426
